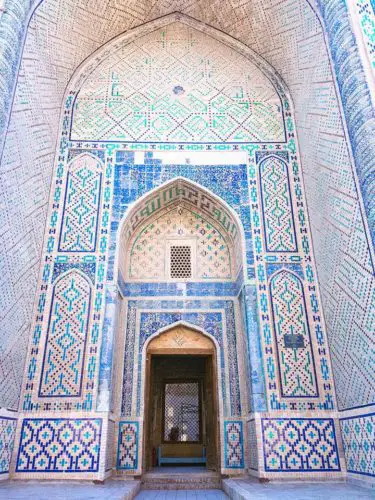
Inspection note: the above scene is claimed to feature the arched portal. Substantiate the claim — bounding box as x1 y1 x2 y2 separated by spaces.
112 177 247 475
143 323 220 471
12 8 341 486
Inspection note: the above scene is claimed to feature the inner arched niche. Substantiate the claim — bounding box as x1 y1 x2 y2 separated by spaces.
117 177 244 284
70 20 285 143
127 203 233 281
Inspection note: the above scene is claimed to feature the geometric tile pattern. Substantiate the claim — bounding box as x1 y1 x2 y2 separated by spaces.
340 412 375 477
0 417 17 474
129 205 232 280
59 154 103 252
259 156 297 252
356 0 375 69
262 418 340 472
315 1 375 413
20 149 112 413
121 300 240 418
71 23 284 144
120 176 241 248
247 419 258 471
224 421 244 469
16 418 102 472
39 271 91 397
252 151 336 412
1 5 372 478
117 422 139 470
269 271 318 398
0 3 372 436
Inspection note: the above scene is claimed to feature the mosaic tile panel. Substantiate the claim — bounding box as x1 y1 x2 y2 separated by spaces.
262 418 340 472
252 151 336 411
16 418 102 472
259 156 297 252
71 23 285 143
59 154 103 252
224 421 244 469
340 412 375 477
120 176 241 247
39 271 91 398
117 421 139 470
21 144 112 413
113 156 251 282
248 419 258 471
0 2 371 480
128 204 232 280
121 299 240 418
239 286 267 413
356 0 375 69
269 271 318 398
0 417 17 474
1 2 373 435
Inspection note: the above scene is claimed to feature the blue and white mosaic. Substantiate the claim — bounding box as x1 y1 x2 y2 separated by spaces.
261 418 340 472
16 418 102 473
3 7 372 481
0 417 17 474
340 412 375 478
117 421 139 471
224 421 244 469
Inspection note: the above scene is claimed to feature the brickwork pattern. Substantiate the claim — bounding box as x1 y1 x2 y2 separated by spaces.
340 413 375 477
16 418 102 473
0 417 17 474
261 418 340 472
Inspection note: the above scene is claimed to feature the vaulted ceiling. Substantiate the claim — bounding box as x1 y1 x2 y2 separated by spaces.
2 0 364 412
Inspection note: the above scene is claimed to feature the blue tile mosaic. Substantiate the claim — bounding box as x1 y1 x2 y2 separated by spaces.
16 418 102 473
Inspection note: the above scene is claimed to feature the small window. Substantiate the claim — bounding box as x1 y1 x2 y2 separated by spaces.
170 245 192 279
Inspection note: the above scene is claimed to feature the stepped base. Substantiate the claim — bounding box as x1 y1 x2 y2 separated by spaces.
141 467 221 490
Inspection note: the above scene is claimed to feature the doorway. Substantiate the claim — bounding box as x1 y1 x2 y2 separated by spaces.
143 327 219 472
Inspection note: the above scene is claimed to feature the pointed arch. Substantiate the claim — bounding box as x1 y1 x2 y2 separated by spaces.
258 154 298 253
141 320 225 434
268 269 319 398
58 153 103 252
115 176 246 283
39 269 92 398
63 13 291 144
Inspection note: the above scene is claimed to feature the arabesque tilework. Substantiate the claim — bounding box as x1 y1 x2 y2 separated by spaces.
120 299 240 419
0 417 17 474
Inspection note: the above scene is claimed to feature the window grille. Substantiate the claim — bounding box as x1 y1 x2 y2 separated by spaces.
164 382 200 442
170 245 192 279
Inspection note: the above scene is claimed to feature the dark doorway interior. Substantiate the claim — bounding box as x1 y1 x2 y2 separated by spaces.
144 355 218 471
